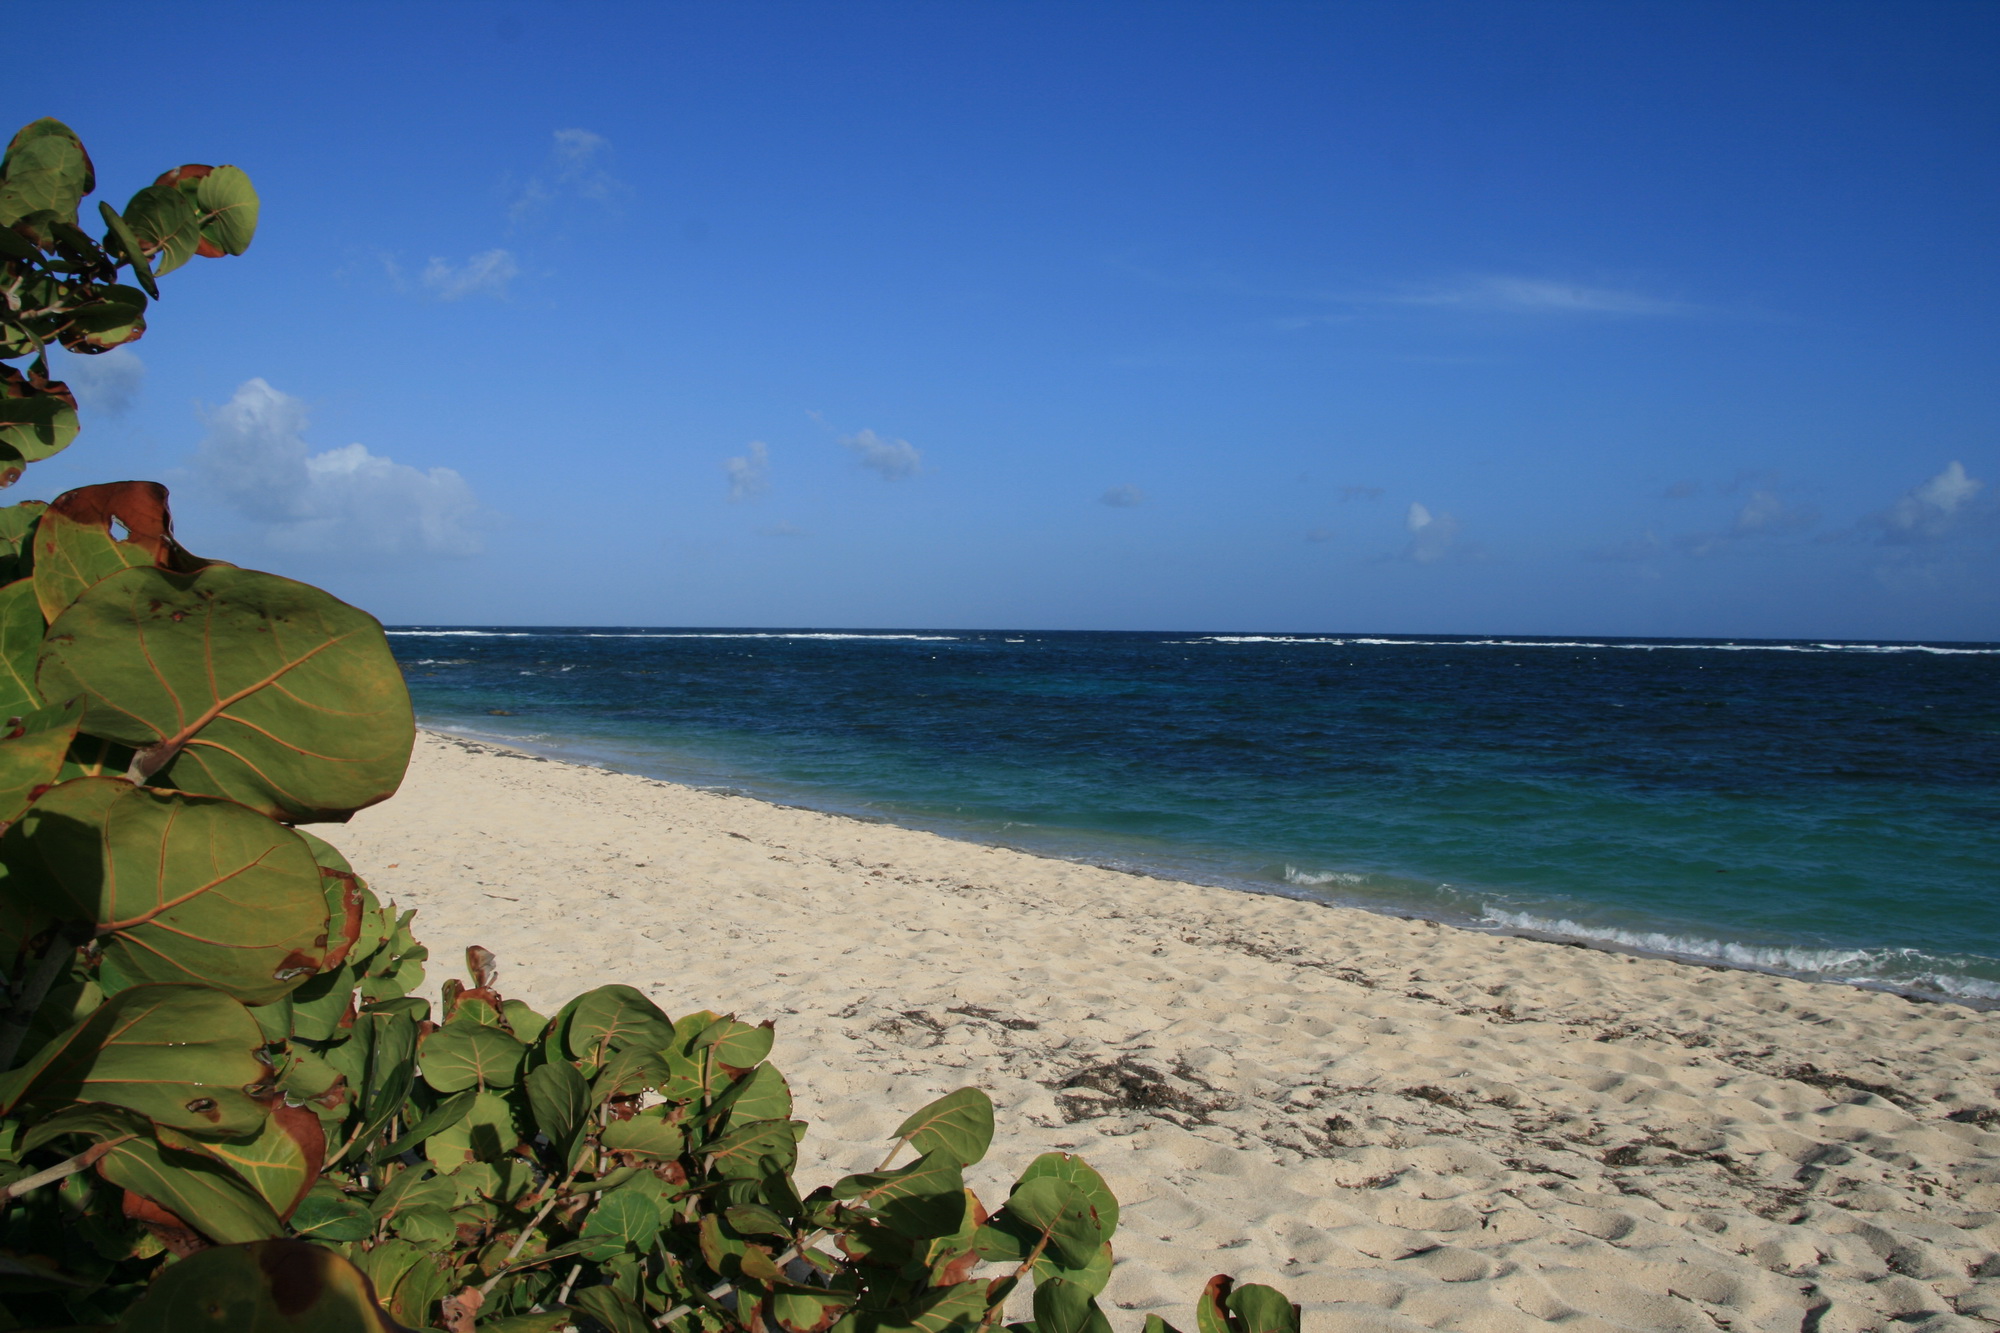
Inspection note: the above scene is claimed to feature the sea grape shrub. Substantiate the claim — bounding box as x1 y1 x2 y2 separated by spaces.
0 117 1300 1332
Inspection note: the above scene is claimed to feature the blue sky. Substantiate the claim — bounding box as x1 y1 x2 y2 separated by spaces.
11 1 1998 638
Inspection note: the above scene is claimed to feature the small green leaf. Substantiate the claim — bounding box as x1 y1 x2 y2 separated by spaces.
601 1104 685 1160
562 983 675 1064
372 1165 456 1220
421 1088 523 1173
121 184 202 275
1016 1153 1119 1238
893 1087 995 1166
0 572 45 717
1224 1285 1299 1333
848 1280 990 1333
391 1201 455 1249
97 200 158 298
706 1117 803 1180
0 699 79 833
1004 1176 1106 1270
0 120 92 228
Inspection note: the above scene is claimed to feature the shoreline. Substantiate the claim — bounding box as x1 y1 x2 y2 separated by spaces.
417 722 1996 1012
321 730 2000 1332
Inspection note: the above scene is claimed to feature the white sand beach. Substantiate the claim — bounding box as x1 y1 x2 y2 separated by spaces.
318 732 2000 1333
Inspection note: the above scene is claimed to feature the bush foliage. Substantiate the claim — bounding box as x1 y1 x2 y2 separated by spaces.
0 118 1299 1333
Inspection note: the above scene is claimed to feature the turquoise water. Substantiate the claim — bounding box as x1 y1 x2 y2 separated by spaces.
387 629 2000 1003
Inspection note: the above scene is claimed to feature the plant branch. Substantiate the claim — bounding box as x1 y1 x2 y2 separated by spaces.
0 1134 133 1204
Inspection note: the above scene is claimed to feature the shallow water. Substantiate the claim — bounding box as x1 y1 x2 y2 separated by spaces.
387 628 2000 1001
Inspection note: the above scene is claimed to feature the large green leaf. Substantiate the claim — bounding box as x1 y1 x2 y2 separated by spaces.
29 481 193 624
524 1057 589 1164
0 576 44 715
0 699 79 831
195 165 259 255
694 1015 775 1073
0 366 79 470
998 1176 1105 1270
848 1281 990 1333
419 1019 525 1093
0 777 329 1002
1016 1153 1118 1238
0 502 45 583
38 562 415 823
172 1102 325 1219
580 1182 664 1259
561 984 676 1064
1034 1278 1113 1333
0 982 271 1136
893 1087 994 1166
567 1286 650 1333
705 1116 803 1180
109 1239 412 1332
59 285 148 353
0 119 93 227
96 1133 285 1243
291 1181 375 1242
833 1150 968 1239
421 1088 524 1173
121 183 203 276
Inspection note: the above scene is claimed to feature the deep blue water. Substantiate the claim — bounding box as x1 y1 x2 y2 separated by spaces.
387 628 2000 1003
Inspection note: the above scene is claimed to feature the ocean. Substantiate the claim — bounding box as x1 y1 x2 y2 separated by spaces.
385 628 2000 1005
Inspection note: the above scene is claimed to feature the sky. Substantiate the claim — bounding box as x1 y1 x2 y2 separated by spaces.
8 1 1998 638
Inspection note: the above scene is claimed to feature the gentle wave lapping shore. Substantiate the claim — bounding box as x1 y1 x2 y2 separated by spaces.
320 732 2000 1333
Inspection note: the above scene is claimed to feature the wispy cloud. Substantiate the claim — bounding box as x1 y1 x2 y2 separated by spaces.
192 379 487 556
1873 461 1986 544
1098 484 1145 508
52 347 145 416
422 249 519 301
1389 276 1693 316
1402 501 1461 563
842 429 922 480
511 129 627 223
1675 490 1819 556
724 441 770 503
1337 485 1383 502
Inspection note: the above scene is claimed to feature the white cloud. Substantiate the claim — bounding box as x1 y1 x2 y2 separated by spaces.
193 379 486 557
511 129 627 223
1878 461 1985 543
724 441 770 503
1393 276 1691 316
53 347 145 416
1729 490 1817 537
1403 501 1461 563
841 429 922 480
421 249 519 301
1098 484 1145 508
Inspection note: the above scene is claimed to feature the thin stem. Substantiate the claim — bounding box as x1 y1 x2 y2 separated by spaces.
0 927 79 1073
0 1135 134 1204
557 1262 583 1306
479 1164 583 1296
975 1229 1053 1333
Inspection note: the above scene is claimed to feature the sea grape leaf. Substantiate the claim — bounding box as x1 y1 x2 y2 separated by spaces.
600 1104 685 1160
95 1134 285 1244
372 1088 474 1164
561 984 675 1064
174 1102 325 1219
108 1238 410 1332
0 502 45 581
422 1088 524 1173
1034 1278 1113 1333
770 1285 854 1333
356 1007 421 1150
0 982 270 1136
19 1099 150 1154
59 284 147 353
121 183 203 276
1034 1240 1114 1297
0 367 77 474
37 562 414 823
1217 1284 1297 1333
568 1285 651 1333
98 200 159 298
372 1165 456 1221
893 1087 994 1166
581 1182 665 1259
0 579 39 715
1143 1318 1186 1333
716 1061 792 1128
1015 1153 1118 1238
524 1058 589 1164
997 1176 1105 1270
694 1015 775 1073
848 1280 990 1333
705 1117 804 1180
290 1180 375 1242
29 481 194 624
833 1150 968 1239
0 776 329 1003
419 1019 526 1093
0 119 92 227
0 699 80 831
194 165 259 255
